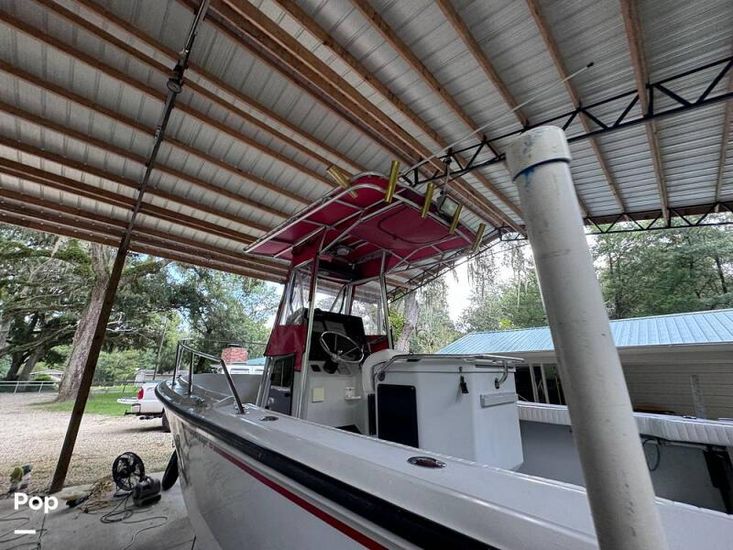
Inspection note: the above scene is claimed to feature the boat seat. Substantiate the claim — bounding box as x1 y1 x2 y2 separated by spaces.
518 402 733 447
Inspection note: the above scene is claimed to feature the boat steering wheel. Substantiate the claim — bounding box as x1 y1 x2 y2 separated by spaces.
319 331 364 367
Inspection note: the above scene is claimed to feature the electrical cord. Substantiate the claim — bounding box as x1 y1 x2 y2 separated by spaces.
642 437 662 471
93 490 168 550
0 509 46 549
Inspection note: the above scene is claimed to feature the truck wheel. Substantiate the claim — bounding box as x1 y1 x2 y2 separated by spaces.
162 411 171 433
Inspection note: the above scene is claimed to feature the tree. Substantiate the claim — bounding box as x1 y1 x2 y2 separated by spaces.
0 225 280 394
0 229 90 381
393 292 418 352
171 267 279 363
56 246 172 400
459 226 733 335
593 227 733 318
460 241 545 332
56 244 113 400
410 278 459 353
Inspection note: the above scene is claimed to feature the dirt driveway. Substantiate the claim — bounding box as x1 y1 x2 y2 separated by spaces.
0 394 172 494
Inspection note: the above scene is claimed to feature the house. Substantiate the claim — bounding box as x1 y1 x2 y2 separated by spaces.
440 309 733 419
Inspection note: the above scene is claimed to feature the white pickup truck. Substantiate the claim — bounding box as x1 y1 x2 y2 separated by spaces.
118 364 264 431
118 382 169 431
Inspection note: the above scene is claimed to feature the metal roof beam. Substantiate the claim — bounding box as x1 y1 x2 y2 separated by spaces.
0 208 285 282
400 56 733 191
0 154 262 247
620 0 670 223
0 99 285 227
715 70 732 202
211 0 521 233
69 0 366 176
0 60 307 209
348 0 524 218
0 191 287 279
40 0 337 188
436 0 529 127
0 9 332 197
525 0 625 213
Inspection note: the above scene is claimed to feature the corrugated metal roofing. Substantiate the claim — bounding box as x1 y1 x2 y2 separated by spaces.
0 0 730 288
439 309 733 355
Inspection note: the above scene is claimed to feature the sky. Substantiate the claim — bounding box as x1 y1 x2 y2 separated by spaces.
445 262 471 323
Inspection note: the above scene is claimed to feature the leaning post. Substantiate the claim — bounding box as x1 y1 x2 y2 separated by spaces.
506 126 668 550
48 0 211 493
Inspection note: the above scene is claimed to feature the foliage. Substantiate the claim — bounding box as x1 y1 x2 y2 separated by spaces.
95 348 156 383
0 227 280 392
4 222 732 387
410 278 459 353
593 227 733 318
460 226 733 334
460 242 546 332
170 267 279 363
388 308 405 344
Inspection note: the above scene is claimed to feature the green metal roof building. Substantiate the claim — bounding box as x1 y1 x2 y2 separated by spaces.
440 310 733 419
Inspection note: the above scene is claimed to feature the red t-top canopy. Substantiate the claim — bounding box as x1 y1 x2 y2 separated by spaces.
246 173 476 282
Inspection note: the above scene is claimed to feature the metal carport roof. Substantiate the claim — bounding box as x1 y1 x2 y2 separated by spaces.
0 0 731 292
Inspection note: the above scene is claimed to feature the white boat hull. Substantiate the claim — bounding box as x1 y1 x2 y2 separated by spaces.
169 415 387 549
158 379 733 550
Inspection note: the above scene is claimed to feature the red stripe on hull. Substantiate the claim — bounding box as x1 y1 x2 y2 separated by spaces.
208 441 386 549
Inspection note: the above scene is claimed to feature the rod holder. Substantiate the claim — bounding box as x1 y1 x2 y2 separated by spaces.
470 223 485 252
386 160 400 203
420 182 435 218
449 204 463 234
326 165 355 196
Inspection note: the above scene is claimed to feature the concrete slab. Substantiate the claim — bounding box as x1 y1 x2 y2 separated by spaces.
0 473 196 550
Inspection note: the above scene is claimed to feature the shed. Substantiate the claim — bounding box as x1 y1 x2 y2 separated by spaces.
440 309 733 419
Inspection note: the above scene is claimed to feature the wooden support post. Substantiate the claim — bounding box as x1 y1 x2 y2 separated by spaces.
528 363 539 403
690 374 707 419
540 363 550 404
49 247 130 492
49 0 210 493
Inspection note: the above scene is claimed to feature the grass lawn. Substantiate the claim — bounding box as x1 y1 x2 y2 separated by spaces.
37 387 138 416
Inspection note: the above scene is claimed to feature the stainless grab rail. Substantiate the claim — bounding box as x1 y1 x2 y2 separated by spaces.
494 360 509 389
172 340 249 412
219 358 245 414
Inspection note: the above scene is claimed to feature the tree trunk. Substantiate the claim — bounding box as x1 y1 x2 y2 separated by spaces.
5 351 29 381
57 244 111 401
395 292 419 352
714 255 728 294
18 344 46 380
0 314 11 357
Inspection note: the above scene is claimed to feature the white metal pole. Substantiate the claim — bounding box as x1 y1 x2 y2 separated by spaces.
507 126 668 550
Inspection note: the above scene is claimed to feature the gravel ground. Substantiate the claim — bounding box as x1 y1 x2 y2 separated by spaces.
0 393 173 494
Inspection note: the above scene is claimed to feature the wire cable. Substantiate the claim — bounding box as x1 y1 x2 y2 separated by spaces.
642 437 662 471
93 491 169 550
0 509 46 549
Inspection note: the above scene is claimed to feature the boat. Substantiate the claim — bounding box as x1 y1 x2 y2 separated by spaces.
157 128 733 549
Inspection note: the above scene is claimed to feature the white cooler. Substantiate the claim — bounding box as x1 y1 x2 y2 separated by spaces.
375 355 524 469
